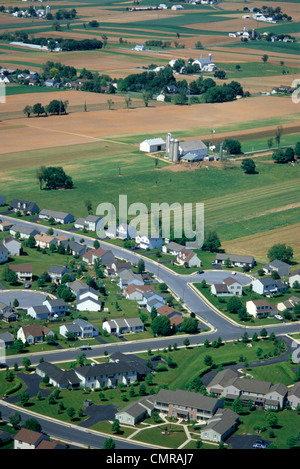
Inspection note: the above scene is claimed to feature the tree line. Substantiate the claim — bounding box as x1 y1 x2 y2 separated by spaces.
23 99 69 117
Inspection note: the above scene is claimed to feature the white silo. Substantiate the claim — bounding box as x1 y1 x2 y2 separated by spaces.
169 139 174 161
173 139 179 162
166 133 172 154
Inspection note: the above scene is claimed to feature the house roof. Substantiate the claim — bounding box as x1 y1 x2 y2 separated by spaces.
203 408 239 436
10 225 39 235
215 253 254 263
48 265 69 275
179 139 207 152
141 138 165 146
9 264 32 273
156 388 219 411
10 199 39 212
19 325 51 338
14 428 45 445
40 209 73 219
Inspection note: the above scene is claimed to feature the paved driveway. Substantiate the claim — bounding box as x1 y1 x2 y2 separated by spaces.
79 404 118 428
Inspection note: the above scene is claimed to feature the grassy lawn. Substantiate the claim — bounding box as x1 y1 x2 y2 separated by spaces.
194 282 300 326
236 409 300 449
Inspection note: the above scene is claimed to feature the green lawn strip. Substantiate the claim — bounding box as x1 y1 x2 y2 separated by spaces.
194 282 300 326
215 62 299 79
224 39 300 55
241 361 298 385
129 423 187 448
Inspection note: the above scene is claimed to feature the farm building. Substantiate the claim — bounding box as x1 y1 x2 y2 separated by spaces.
192 54 216 71
178 140 208 160
140 138 166 153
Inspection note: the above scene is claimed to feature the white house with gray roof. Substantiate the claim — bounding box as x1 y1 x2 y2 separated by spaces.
102 317 144 335
214 253 255 268
10 225 40 240
263 259 291 278
39 209 74 224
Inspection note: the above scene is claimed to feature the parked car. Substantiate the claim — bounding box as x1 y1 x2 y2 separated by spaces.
274 315 283 321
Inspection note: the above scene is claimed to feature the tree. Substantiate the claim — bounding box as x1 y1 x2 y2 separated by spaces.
137 259 145 274
227 296 243 315
111 419 121 434
223 139 242 155
241 158 256 174
33 102 45 117
67 407 76 421
267 243 293 263
275 125 283 147
202 231 221 252
151 315 171 336
36 165 46 190
142 90 151 107
262 54 269 64
180 317 198 333
204 355 213 367
295 141 300 158
23 105 33 118
19 391 30 406
24 418 42 433
103 438 115 449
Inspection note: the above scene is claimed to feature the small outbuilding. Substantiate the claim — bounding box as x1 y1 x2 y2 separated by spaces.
140 138 166 153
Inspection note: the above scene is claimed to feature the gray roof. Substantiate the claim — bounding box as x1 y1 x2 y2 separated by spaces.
48 265 69 275
40 209 73 219
85 215 101 222
0 332 14 343
10 199 39 212
215 253 254 263
0 244 8 253
156 388 219 411
10 225 39 235
36 362 80 386
67 280 87 293
179 140 207 151
203 408 239 436
44 298 66 308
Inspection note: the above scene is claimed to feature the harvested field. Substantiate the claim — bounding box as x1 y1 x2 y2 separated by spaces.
221 223 300 264
0 94 298 154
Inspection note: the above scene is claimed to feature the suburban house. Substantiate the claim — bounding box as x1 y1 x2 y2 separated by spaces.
105 261 132 278
14 429 67 450
252 277 287 295
277 296 300 313
118 269 144 290
287 382 300 410
17 325 54 344
47 265 70 284
60 318 99 339
102 317 144 335
156 304 183 330
74 215 102 232
27 305 52 321
105 223 136 240
39 209 75 225
67 279 87 296
43 298 67 318
200 408 239 443
214 253 255 269
211 277 243 297
9 264 32 282
139 138 166 153
246 299 277 319
82 247 115 266
115 396 155 426
176 248 201 268
0 302 18 323
154 388 223 421
178 139 208 160
34 233 58 249
10 225 39 239
162 241 184 256
0 244 8 264
263 259 291 278
0 331 14 348
10 199 39 215
289 270 300 288
135 233 163 250
61 240 86 257
0 220 13 232
36 361 81 389
76 287 102 312
3 237 21 256
142 290 166 312
206 369 288 410
124 284 155 301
